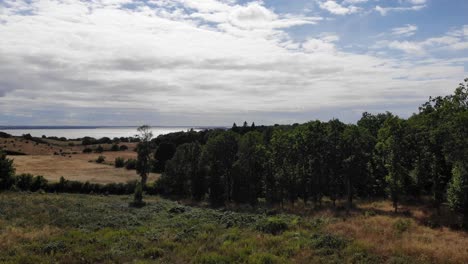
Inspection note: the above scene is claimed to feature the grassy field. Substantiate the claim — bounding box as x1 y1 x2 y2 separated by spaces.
1 192 467 264
10 153 159 184
1 137 158 184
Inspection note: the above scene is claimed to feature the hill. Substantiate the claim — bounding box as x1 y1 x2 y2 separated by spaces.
1 192 467 263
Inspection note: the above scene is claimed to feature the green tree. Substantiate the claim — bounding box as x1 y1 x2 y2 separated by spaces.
342 125 373 212
0 151 15 190
377 116 411 213
135 125 153 205
232 131 266 205
162 142 202 198
202 131 238 206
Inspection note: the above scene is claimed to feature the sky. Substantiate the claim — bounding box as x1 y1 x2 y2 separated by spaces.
0 0 467 126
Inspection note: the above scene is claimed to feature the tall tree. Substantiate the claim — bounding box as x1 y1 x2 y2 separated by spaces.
232 131 266 205
202 131 238 206
376 116 411 213
342 125 373 212
136 125 154 188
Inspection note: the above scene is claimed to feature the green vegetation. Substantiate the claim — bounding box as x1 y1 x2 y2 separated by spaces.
114 157 125 168
155 78 468 226
0 192 386 263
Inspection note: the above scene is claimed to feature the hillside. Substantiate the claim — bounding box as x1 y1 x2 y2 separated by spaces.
1 192 467 264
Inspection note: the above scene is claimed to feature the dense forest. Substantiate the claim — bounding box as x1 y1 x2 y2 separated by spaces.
152 78 468 223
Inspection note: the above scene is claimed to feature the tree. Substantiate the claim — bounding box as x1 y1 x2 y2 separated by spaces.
342 125 373 213
162 142 202 198
0 151 15 190
136 125 154 188
153 142 176 172
232 131 266 205
376 116 411 213
447 163 468 226
202 131 238 206
324 119 345 207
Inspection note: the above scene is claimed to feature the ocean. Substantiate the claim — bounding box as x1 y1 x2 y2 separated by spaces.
0 126 217 139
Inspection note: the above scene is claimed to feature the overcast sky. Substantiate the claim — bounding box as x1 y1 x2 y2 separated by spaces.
0 0 467 126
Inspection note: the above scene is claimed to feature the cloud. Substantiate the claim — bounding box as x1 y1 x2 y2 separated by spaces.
375 5 426 16
404 0 427 4
319 1 360 15
381 25 468 55
0 0 466 125
343 0 368 4
388 41 426 55
391 24 418 37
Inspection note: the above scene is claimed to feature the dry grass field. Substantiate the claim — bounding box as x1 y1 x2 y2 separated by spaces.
322 201 468 263
1 136 157 184
10 154 159 184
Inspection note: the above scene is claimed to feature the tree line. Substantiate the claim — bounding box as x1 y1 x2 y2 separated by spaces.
153 78 468 223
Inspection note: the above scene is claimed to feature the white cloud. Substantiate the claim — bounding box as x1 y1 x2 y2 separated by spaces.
383 25 468 55
405 0 427 4
343 0 368 4
391 24 418 37
388 41 426 55
319 1 360 15
375 5 426 16
0 0 465 125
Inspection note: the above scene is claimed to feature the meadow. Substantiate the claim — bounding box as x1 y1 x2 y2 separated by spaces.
1 137 159 184
1 192 467 264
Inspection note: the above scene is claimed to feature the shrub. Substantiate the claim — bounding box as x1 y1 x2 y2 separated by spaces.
31 175 48 192
96 155 105 164
82 148 92 153
310 233 346 251
255 217 288 235
142 247 164 259
125 159 137 170
111 144 119 151
393 219 411 234
115 157 125 168
119 145 129 151
0 151 15 190
195 253 231 264
15 173 34 191
248 252 281 264
130 182 145 207
95 145 104 153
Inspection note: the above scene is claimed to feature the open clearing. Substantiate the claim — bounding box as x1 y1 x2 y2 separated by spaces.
9 153 159 184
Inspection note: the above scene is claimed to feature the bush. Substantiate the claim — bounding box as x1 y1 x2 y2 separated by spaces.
0 151 15 190
15 173 34 191
195 253 231 264
95 145 104 153
31 175 48 192
82 148 92 153
115 157 125 168
142 247 164 259
310 233 346 251
119 145 129 151
96 156 105 164
393 219 411 234
130 182 145 207
255 217 288 235
125 159 137 170
111 144 119 151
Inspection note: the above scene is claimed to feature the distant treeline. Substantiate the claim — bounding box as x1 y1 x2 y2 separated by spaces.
151 78 468 224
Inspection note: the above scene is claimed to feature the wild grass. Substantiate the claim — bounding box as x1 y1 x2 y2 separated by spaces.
0 192 467 263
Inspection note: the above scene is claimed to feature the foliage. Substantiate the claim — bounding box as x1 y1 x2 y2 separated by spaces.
114 157 125 168
0 150 15 190
96 155 105 164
